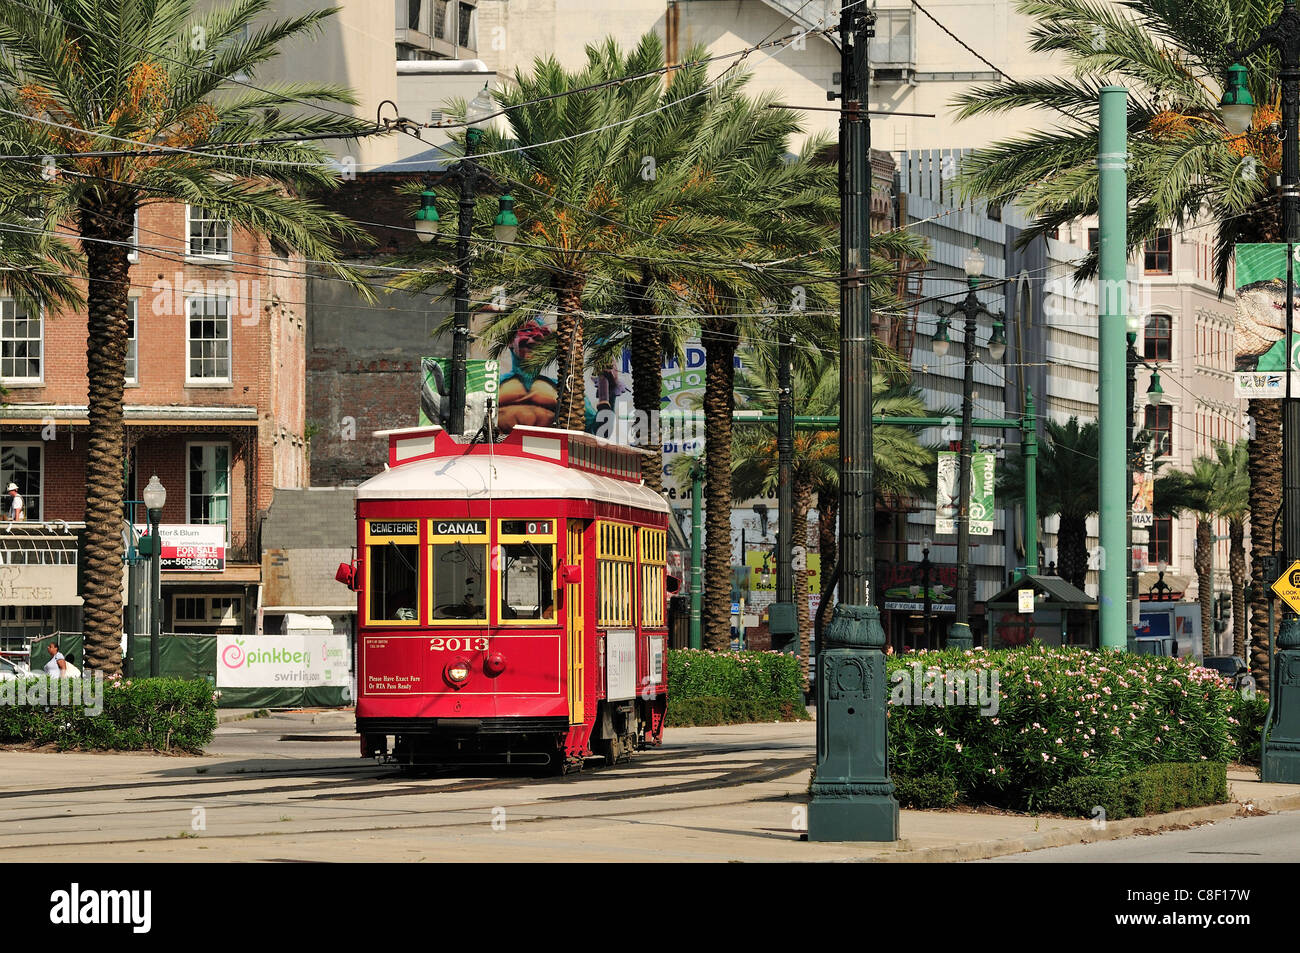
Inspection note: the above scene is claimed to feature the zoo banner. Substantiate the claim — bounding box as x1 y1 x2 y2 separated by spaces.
1234 243 1300 397
217 635 351 689
935 451 995 536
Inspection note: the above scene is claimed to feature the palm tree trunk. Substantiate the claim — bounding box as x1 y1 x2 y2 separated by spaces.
702 315 736 651
627 278 663 492
794 475 812 692
1196 517 1213 657
817 486 837 586
1230 517 1247 661
1248 398 1281 695
78 197 135 676
554 278 586 431
1057 515 1089 592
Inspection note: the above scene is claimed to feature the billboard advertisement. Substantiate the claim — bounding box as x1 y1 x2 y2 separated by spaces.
135 523 225 572
217 634 351 689
1234 243 1300 397
935 451 995 536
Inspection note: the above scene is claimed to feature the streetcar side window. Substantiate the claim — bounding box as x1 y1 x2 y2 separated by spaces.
431 543 487 620
500 543 555 621
368 542 419 622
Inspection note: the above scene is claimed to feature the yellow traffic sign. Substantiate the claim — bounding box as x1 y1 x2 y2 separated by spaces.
1271 560 1300 614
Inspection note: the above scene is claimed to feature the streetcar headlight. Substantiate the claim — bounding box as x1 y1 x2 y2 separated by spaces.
445 660 472 686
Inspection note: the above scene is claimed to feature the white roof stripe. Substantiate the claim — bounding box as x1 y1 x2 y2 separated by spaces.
355 453 670 513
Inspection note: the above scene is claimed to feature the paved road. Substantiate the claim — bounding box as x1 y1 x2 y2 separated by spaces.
980 811 1300 862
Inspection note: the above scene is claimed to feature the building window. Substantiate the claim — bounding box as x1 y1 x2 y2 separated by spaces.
186 296 231 382
125 299 138 384
1144 313 1172 361
186 205 232 259
1144 230 1172 274
1151 517 1173 566
1145 405 1172 457
457 2 475 47
433 0 448 38
1087 227 1099 252
0 299 42 383
0 443 41 521
188 443 231 538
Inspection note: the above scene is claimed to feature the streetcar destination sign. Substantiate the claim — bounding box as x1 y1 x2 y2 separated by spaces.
369 521 417 536
430 520 487 535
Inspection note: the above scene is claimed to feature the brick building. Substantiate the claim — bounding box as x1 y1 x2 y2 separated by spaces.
0 201 308 640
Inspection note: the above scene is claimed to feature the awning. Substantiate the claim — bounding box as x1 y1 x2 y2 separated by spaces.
0 524 82 606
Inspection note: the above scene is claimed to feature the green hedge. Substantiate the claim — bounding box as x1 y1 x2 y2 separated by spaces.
885 645 1252 812
1043 762 1229 819
1226 693 1270 766
0 675 217 753
666 649 807 724
665 695 811 727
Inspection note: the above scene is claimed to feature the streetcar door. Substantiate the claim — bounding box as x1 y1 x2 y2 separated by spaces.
566 520 585 726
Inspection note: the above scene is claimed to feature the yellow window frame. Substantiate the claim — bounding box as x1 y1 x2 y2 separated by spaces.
495 518 559 626
427 521 490 626
639 528 666 628
363 520 421 627
597 520 636 627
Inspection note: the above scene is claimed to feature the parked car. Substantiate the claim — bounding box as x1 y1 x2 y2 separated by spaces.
1202 655 1251 690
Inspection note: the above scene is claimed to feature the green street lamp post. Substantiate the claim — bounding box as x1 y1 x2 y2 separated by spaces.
142 475 166 678
770 331 798 654
807 3 899 843
934 241 1005 651
414 84 518 436
690 460 703 650
1221 5 1300 781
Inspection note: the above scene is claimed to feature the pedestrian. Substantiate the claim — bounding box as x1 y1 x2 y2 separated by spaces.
43 642 68 678
4 483 23 521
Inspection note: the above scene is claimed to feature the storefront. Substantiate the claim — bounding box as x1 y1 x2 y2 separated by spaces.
0 524 83 653
880 559 958 652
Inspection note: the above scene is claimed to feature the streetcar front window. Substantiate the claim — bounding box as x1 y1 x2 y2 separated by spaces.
500 542 555 621
431 543 487 620
369 542 419 622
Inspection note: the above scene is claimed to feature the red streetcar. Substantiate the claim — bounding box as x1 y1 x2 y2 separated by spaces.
337 424 672 771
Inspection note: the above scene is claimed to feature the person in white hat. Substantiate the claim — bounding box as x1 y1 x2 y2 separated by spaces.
5 483 24 521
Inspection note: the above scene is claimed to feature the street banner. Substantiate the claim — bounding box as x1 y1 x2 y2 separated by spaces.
935 451 995 535
420 357 499 428
134 523 225 572
217 634 350 689
1233 243 1300 397
1131 467 1154 527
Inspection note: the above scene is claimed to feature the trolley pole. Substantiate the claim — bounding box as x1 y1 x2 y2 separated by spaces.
448 131 479 437
808 3 899 843
1098 86 1129 651
770 331 797 654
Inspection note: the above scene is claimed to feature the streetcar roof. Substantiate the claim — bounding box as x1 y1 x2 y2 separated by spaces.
356 452 670 513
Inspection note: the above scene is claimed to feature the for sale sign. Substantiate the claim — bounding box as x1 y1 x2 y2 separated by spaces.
135 523 226 571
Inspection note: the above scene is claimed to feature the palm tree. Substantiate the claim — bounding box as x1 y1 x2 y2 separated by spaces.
0 0 374 673
730 346 934 686
955 0 1283 685
1155 459 1220 656
1211 439 1251 661
1000 417 1098 592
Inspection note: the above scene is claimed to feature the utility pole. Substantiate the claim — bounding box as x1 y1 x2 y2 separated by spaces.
690 460 703 650
1022 386 1038 576
1098 86 1128 650
770 332 797 653
808 4 898 843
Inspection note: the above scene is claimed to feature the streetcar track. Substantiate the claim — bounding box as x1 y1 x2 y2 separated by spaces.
0 756 812 852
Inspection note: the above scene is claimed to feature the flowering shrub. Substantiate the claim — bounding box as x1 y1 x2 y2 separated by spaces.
0 675 216 753
887 645 1249 811
666 649 807 725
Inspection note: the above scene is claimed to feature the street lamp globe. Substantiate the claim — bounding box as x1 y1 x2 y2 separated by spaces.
964 241 986 280
493 194 519 244
466 85 496 140
1219 63 1255 135
1146 367 1167 405
143 474 166 519
414 189 440 243
932 317 952 357
987 320 1007 362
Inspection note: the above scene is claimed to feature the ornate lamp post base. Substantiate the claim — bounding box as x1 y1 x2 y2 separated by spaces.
808 603 899 842
946 621 973 650
1263 618 1300 782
